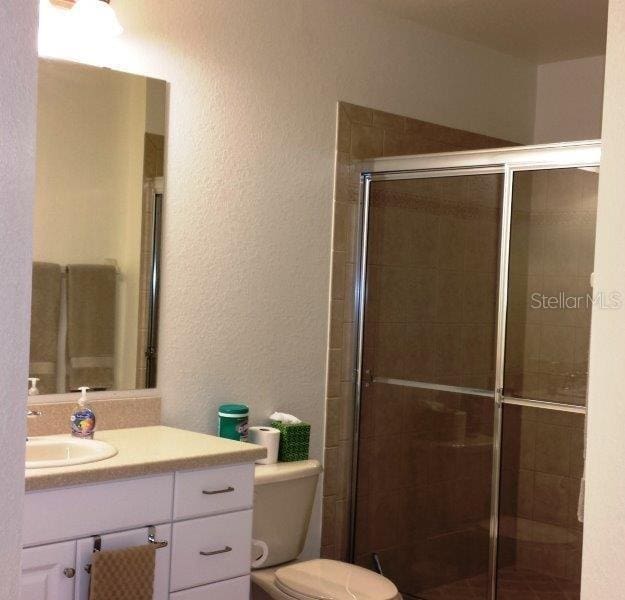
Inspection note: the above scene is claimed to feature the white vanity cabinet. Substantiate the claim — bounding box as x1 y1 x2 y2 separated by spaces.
22 463 254 600
21 541 76 600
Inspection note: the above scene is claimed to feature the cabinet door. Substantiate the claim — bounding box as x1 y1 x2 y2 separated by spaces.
21 541 76 600
75 524 171 600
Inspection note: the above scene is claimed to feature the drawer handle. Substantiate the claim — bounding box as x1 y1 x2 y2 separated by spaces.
199 546 232 557
202 485 235 495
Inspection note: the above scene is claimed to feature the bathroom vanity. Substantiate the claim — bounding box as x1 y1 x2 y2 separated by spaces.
22 426 266 600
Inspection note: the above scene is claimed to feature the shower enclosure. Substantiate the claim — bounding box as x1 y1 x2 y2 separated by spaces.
350 142 600 600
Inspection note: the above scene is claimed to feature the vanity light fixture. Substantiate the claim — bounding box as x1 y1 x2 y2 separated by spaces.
39 0 123 60
70 0 123 39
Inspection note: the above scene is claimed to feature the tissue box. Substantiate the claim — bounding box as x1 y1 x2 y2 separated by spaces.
270 421 311 462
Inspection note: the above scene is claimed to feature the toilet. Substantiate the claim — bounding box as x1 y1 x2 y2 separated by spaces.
251 460 401 600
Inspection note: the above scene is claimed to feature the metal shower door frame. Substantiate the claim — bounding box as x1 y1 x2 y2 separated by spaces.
349 141 601 600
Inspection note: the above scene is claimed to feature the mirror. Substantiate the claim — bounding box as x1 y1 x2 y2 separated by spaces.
30 59 167 395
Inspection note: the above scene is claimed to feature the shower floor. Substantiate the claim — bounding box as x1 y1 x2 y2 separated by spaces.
407 567 580 600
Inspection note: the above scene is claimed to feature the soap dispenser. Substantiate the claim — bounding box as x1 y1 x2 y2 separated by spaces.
70 387 96 439
28 378 40 396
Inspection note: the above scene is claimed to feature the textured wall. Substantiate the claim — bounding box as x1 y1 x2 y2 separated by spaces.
0 1 38 598
583 0 625 596
533 55 606 144
41 0 537 556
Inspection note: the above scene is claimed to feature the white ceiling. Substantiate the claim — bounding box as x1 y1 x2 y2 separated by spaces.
361 0 608 63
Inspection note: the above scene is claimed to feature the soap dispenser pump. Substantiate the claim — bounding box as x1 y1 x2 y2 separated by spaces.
70 387 96 439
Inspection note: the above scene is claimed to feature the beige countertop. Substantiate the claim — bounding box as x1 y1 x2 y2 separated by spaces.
25 426 266 492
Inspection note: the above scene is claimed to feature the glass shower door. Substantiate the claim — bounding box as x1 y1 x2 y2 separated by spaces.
353 173 504 600
496 167 599 600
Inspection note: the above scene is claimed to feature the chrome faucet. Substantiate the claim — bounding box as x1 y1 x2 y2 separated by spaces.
26 409 43 442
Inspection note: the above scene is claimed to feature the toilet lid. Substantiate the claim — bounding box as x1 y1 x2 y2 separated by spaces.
274 559 398 600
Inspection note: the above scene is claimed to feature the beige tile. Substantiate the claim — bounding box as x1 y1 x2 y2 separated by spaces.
327 348 342 398
358 387 375 440
350 123 383 159
569 426 585 479
382 130 413 156
332 202 350 253
340 322 356 382
518 469 535 519
324 446 339 496
404 267 437 323
539 325 575 367
372 109 406 132
403 323 437 381
334 152 354 204
343 262 356 320
433 324 464 382
464 218 499 273
344 203 359 264
377 266 408 322
335 499 350 561
535 422 571 476
519 418 537 470
368 491 401 549
437 217 465 271
533 472 569 526
542 221 579 277
331 251 346 300
338 439 353 500
341 102 373 125
466 174 503 208
371 434 403 494
462 271 497 324
322 496 337 546
325 396 340 448
339 382 355 441
436 270 463 323
336 106 351 154
328 298 344 349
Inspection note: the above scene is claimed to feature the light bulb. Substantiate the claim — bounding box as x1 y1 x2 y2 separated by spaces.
70 0 123 39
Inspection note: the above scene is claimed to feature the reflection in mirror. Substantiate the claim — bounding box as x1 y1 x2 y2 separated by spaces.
31 59 167 395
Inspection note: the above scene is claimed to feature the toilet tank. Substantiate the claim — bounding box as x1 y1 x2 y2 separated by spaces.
253 459 322 568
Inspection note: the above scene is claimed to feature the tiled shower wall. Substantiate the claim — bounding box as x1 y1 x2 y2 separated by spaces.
323 102 512 560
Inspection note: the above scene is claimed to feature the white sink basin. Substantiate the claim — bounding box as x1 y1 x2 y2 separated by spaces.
26 437 118 469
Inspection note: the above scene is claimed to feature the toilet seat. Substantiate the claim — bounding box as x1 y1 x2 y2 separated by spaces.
273 559 398 600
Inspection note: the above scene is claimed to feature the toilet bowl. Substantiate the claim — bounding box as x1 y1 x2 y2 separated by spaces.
250 460 401 600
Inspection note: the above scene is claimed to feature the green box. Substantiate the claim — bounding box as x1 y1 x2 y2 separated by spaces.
271 421 311 462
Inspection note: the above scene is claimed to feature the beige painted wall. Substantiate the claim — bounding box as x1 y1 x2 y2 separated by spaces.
0 1 38 598
35 61 146 390
583 0 625 596
534 55 606 144
40 0 537 556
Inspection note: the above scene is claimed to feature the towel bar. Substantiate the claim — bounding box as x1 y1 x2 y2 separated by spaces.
84 526 168 574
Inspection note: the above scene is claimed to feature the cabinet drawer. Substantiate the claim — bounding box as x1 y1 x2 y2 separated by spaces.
23 474 174 547
170 510 252 591
169 576 249 599
173 464 253 520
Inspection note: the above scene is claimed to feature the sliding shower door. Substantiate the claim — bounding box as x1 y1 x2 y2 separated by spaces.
497 167 598 600
353 173 504 600
351 143 600 600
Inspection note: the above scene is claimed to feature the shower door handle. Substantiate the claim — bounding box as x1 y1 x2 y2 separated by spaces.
361 369 373 387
